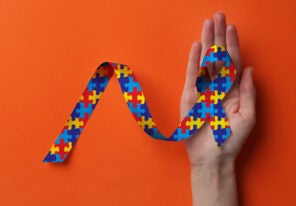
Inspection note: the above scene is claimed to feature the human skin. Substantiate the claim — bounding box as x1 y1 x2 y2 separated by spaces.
180 12 256 206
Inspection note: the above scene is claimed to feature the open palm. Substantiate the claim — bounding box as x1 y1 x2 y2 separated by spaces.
181 12 256 168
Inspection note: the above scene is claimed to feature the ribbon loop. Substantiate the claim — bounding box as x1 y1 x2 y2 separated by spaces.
43 45 236 163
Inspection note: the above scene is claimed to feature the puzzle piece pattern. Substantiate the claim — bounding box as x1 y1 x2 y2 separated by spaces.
43 45 236 163
43 62 114 162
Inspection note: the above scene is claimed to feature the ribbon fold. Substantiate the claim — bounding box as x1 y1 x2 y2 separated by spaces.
43 45 236 163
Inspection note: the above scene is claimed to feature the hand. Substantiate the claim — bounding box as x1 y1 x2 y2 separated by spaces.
181 12 256 170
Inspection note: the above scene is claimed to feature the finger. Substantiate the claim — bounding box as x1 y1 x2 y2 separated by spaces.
239 67 256 120
211 12 227 78
201 19 214 80
214 12 227 47
184 42 202 89
201 18 214 61
226 24 242 80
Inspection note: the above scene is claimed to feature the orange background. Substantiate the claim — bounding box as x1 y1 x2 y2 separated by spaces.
1 0 296 205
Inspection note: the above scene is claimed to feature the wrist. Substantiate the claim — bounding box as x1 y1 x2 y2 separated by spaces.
190 159 236 178
190 160 238 206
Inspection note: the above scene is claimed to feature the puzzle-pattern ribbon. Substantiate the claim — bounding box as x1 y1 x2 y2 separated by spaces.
43 45 236 163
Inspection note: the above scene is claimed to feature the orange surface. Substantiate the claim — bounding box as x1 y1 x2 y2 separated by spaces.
0 0 296 205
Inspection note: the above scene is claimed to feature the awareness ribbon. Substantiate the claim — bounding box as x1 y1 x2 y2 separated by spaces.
43 45 236 163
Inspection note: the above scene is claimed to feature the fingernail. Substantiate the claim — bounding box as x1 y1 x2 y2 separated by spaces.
215 11 225 18
227 24 236 31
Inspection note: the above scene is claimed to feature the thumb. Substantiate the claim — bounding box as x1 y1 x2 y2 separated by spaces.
239 67 256 120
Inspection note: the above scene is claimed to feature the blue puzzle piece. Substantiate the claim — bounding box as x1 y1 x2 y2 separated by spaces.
187 102 203 117
213 100 226 119
75 102 94 118
99 77 109 89
213 47 227 61
223 53 231 67
196 76 211 93
127 102 145 117
223 76 232 93
213 126 231 146
43 152 57 162
198 102 214 118
212 48 231 66
201 50 218 67
87 79 97 91
90 75 109 93
67 126 82 145
43 152 64 163
145 128 166 140
55 130 72 144
124 76 141 92
210 74 227 94
71 103 81 118
140 103 152 119
118 76 129 92
53 154 64 162
171 128 190 141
